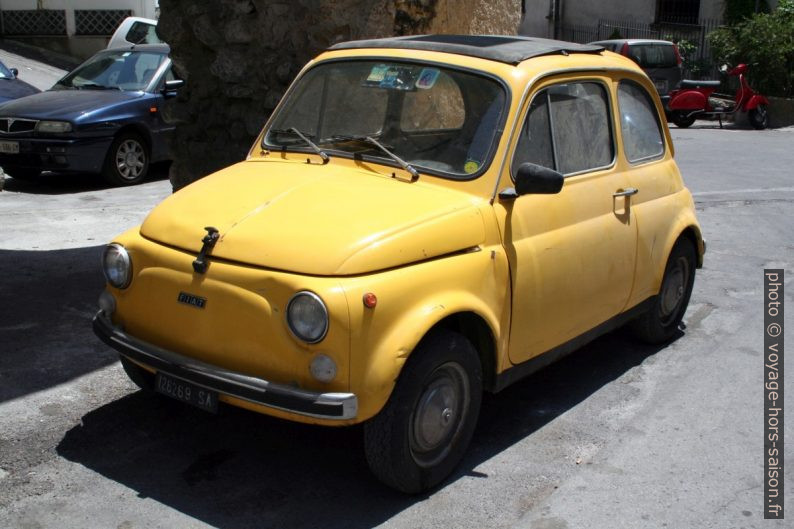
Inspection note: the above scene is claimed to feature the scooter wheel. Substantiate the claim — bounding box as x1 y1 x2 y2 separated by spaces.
672 111 695 128
749 105 769 130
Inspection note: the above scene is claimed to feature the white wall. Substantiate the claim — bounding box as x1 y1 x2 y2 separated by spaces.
0 0 158 35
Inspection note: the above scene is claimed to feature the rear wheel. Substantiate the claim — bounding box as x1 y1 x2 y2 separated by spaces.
102 133 150 186
631 238 696 344
364 329 482 493
749 105 769 130
672 111 695 128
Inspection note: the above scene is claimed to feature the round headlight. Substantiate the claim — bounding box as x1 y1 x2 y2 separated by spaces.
102 243 132 289
286 291 328 343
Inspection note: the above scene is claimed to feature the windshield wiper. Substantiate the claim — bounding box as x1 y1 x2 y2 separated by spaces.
327 135 419 181
75 82 121 91
269 127 329 164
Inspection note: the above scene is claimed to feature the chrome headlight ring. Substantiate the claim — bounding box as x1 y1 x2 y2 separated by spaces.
286 291 329 344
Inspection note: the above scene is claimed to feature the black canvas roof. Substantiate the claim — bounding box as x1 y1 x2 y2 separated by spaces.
328 35 604 65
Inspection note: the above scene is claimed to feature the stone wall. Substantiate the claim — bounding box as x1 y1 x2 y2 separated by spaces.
157 0 521 189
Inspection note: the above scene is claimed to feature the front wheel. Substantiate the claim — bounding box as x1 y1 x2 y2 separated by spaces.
631 238 696 344
103 133 150 186
363 329 482 493
749 105 769 130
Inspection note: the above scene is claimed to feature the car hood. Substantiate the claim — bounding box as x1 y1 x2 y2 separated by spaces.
0 78 40 103
140 159 487 276
0 88 141 121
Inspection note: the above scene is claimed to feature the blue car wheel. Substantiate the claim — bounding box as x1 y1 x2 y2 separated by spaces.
103 133 150 186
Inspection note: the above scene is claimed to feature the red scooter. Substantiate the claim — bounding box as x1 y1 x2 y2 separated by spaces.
667 63 770 129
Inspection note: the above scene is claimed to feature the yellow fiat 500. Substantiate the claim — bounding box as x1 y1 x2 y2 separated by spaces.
94 35 705 493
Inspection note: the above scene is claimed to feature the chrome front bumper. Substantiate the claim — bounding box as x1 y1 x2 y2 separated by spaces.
92 311 357 420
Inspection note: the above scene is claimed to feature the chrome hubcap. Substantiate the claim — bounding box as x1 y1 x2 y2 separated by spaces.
410 362 470 468
659 255 690 325
115 139 146 180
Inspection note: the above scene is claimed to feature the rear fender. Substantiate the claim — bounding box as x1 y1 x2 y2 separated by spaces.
668 91 707 111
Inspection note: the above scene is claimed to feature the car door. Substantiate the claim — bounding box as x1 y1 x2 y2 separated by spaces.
145 63 179 161
495 75 638 364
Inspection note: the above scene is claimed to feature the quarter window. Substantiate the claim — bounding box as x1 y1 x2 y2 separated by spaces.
618 81 664 163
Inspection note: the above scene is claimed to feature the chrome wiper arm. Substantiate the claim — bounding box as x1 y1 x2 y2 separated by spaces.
327 134 419 181
282 127 329 163
363 136 419 181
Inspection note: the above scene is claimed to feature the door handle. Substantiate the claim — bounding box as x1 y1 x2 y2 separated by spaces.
613 187 639 198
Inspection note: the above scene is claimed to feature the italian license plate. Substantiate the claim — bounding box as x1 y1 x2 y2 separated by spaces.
0 141 19 154
155 372 218 413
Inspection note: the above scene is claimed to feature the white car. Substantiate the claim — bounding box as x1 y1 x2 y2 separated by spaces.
108 17 161 49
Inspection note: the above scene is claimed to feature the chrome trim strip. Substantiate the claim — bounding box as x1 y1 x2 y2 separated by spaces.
93 311 357 420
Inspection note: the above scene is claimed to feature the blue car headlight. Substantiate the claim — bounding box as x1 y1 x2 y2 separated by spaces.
36 120 72 133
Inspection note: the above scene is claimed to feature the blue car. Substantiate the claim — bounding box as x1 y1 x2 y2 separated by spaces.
0 60 40 104
0 44 182 186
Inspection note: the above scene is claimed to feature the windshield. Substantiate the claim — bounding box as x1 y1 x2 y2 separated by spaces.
56 49 166 91
264 60 507 179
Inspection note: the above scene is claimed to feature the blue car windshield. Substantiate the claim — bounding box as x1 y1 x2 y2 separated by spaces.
57 50 166 91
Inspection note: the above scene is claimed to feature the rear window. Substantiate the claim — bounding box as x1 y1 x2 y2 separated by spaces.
125 21 161 45
628 44 677 68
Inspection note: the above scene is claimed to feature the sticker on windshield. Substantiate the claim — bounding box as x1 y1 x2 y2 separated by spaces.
416 68 440 90
366 65 389 83
464 159 480 174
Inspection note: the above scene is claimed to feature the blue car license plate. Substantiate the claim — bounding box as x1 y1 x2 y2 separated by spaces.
155 372 218 413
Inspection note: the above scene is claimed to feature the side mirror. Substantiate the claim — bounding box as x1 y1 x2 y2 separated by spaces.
499 163 564 200
10 68 18 77
162 79 184 97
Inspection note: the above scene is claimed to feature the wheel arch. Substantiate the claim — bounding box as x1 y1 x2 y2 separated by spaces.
426 311 498 393
354 293 504 422
113 124 153 151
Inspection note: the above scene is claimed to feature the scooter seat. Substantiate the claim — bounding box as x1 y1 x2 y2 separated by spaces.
679 79 721 89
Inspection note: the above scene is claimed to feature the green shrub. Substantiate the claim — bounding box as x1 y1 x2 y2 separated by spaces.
708 0 794 97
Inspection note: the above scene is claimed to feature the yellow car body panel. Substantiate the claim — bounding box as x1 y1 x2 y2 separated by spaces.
97 40 704 429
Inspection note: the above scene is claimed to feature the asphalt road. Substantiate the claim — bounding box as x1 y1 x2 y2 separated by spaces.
0 92 792 528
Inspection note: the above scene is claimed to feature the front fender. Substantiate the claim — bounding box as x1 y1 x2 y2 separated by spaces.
745 94 770 110
342 248 510 421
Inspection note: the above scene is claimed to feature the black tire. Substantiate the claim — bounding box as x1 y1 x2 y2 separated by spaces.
102 133 150 186
672 111 695 128
4 166 41 180
120 355 155 391
364 329 482 494
631 238 696 344
749 105 769 130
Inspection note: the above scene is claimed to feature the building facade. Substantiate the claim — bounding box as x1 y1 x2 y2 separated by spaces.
0 0 158 59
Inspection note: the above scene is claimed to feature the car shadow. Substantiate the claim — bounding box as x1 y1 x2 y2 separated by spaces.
1 161 170 195
56 326 676 528
0 245 114 403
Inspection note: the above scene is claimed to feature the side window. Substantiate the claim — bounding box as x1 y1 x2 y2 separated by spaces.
618 80 664 163
548 82 613 175
512 92 554 176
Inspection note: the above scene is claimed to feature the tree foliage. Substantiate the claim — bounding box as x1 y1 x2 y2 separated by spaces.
708 0 794 96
